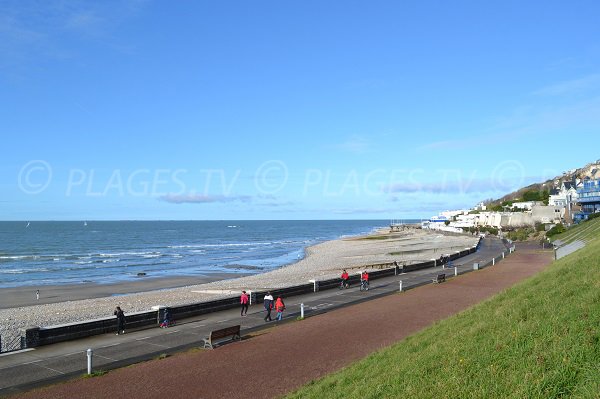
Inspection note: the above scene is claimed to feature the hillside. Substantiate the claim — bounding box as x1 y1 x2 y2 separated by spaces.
487 159 600 207
288 236 600 398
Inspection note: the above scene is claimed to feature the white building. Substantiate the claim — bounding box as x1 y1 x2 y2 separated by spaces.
511 201 537 211
470 206 565 229
421 220 463 233
473 202 487 211
440 209 470 220
549 181 578 207
450 213 478 229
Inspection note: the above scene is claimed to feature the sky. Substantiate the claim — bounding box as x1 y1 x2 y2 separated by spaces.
1 0 599 220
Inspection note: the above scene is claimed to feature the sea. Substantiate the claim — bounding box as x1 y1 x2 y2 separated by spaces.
0 220 403 288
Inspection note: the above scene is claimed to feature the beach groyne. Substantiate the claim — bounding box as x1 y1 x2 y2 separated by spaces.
18 239 485 350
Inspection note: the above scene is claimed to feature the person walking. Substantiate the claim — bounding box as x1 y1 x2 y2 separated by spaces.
275 296 285 321
240 290 249 317
36 290 39 301
263 292 274 322
114 306 126 335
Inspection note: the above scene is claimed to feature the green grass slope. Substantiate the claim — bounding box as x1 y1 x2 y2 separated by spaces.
288 238 600 399
553 218 600 245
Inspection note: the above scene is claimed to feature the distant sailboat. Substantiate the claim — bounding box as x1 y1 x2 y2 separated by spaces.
84 221 88 227
26 222 30 228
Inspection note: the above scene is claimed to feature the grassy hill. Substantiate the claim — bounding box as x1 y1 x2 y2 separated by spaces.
288 236 600 398
551 217 600 246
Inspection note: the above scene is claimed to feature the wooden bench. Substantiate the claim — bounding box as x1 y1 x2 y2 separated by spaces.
203 325 241 349
432 273 446 284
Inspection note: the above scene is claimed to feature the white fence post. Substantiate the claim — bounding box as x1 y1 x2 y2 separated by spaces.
454 266 457 276
300 303 304 319
87 348 93 375
399 280 403 292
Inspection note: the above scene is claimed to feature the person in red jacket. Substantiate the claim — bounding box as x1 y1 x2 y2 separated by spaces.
340 269 350 288
275 296 285 321
360 271 369 291
240 290 249 317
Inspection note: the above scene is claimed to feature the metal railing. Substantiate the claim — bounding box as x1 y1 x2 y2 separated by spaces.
555 240 586 260
0 332 25 354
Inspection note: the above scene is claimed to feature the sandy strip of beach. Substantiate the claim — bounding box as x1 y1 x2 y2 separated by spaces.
0 228 478 345
0 273 248 309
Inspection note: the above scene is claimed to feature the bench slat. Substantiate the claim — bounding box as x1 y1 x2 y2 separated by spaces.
204 325 241 349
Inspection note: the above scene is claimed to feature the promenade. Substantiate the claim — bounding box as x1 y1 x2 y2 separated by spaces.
1 239 553 399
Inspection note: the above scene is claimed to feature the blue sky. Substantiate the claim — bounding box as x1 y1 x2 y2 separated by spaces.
1 0 599 220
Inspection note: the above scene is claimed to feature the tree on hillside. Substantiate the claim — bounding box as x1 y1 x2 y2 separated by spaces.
523 190 542 201
541 189 550 205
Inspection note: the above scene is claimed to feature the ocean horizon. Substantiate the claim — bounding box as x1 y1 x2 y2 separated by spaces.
0 220 419 288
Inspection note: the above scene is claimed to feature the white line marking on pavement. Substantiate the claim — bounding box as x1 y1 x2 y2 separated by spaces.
309 303 334 310
13 359 43 367
61 351 86 357
94 354 117 361
35 364 65 375
143 342 170 348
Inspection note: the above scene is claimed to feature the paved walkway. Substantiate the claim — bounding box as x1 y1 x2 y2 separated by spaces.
2 240 553 399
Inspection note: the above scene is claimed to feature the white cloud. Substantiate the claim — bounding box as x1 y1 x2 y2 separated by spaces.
158 193 296 208
384 176 544 196
0 1 147 76
159 194 252 204
65 11 105 32
335 135 371 154
532 73 600 96
419 93 600 153
418 138 474 151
